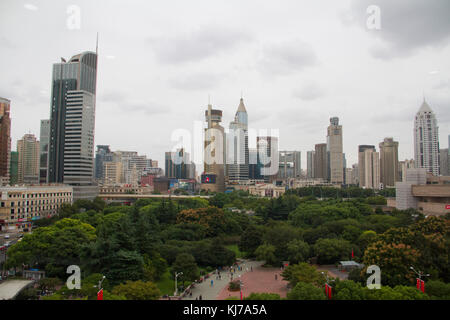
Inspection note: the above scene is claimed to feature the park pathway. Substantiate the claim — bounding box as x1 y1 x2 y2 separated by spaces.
182 260 263 300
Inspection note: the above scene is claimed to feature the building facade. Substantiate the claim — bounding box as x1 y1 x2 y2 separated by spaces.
257 136 279 183
414 99 440 176
379 137 399 188
0 184 73 230
17 134 40 184
358 145 380 189
307 150 315 179
440 149 449 176
9 151 18 185
314 143 327 180
95 145 113 181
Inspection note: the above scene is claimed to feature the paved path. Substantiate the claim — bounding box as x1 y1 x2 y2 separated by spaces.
217 265 289 300
0 280 34 300
182 260 263 300
315 265 349 280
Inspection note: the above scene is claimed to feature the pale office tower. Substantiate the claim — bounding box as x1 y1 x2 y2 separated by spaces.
278 151 301 179
257 136 279 183
39 120 50 183
202 105 225 192
399 159 415 182
103 161 123 185
227 98 249 183
358 145 380 189
314 143 327 179
379 137 399 187
440 149 449 176
0 97 11 185
307 151 315 179
112 151 151 185
47 51 98 200
17 134 40 184
326 117 344 184
345 168 353 185
414 99 440 176
351 164 359 185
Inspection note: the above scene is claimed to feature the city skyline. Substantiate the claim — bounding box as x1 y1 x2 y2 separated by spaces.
0 0 449 170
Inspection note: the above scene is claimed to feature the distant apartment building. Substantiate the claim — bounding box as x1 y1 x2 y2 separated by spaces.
39 119 50 183
0 184 73 230
0 97 11 186
358 145 380 189
399 159 415 182
17 134 40 184
165 148 195 180
248 183 285 198
257 136 279 183
103 161 123 185
95 145 113 181
379 137 399 188
326 117 344 184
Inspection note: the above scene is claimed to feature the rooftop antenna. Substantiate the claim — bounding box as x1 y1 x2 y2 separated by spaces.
96 32 99 55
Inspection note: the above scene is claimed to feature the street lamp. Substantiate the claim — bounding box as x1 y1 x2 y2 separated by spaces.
410 266 430 280
174 272 183 296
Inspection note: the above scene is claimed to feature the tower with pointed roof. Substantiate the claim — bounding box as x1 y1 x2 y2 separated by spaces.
414 99 440 176
227 98 249 183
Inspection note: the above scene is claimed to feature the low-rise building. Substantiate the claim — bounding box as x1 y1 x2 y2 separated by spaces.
0 184 73 230
248 183 285 198
99 184 153 195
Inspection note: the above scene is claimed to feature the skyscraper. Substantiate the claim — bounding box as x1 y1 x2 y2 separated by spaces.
257 136 279 183
440 149 449 176
314 143 327 180
379 137 399 187
307 151 315 179
39 119 50 183
9 151 18 185
202 104 225 192
95 145 113 181
414 99 440 176
326 117 344 184
278 151 301 179
358 145 380 189
0 97 11 186
17 134 40 184
47 51 98 199
166 148 195 180
227 98 249 183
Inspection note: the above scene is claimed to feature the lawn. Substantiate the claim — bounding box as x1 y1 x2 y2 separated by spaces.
225 244 244 259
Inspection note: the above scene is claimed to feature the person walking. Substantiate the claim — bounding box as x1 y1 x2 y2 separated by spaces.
211 279 214 287
275 274 278 280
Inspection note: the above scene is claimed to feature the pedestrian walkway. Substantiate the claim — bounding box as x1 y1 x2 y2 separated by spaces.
182 260 263 300
0 280 34 300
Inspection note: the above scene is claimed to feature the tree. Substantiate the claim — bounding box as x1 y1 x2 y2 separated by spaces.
357 230 378 252
239 225 263 256
333 279 366 300
112 280 161 300
172 253 199 287
286 239 310 264
281 263 326 288
313 238 353 264
426 280 450 300
254 243 277 266
176 207 227 237
287 282 326 300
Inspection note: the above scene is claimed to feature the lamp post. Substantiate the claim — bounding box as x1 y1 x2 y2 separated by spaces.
174 272 183 296
410 266 429 293
94 275 106 300
321 272 335 299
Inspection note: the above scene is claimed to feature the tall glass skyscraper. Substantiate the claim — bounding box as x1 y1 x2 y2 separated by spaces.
414 99 440 176
47 51 98 199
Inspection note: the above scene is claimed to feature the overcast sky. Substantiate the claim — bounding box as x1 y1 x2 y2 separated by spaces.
0 0 449 170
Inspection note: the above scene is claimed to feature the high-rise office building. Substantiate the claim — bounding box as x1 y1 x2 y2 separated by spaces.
17 134 40 184
358 145 380 189
326 117 344 184
227 98 249 183
39 119 50 183
278 151 301 179
314 143 327 180
379 137 399 187
166 148 195 180
0 97 11 186
95 145 113 181
257 136 279 183
440 149 449 176
399 159 415 182
414 99 440 176
202 105 225 192
9 151 18 185
47 51 98 200
307 151 315 179
248 148 260 180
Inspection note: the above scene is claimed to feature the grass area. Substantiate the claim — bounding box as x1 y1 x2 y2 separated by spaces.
225 244 244 259
155 271 174 296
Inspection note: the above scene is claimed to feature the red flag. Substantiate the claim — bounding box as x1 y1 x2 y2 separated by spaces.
97 289 103 300
351 249 354 259
328 286 332 299
325 284 328 297
240 290 243 300
416 278 420 290
420 280 425 293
